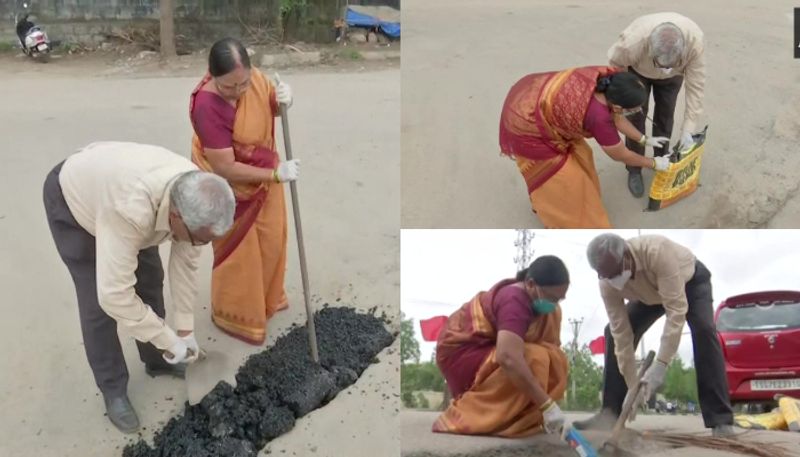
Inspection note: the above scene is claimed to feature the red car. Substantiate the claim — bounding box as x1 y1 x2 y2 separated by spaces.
715 291 800 406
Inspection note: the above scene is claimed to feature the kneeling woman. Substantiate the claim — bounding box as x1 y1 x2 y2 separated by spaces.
433 256 570 437
499 67 671 228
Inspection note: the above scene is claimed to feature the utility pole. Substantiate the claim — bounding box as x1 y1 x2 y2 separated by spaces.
568 317 583 408
514 230 535 271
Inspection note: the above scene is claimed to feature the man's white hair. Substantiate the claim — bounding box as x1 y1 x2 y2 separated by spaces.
170 171 235 237
649 22 685 68
586 233 626 270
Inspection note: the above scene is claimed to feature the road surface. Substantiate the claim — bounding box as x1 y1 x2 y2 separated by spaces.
0 54 400 457
401 410 800 456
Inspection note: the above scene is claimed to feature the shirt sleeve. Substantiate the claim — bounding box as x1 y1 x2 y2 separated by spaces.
651 243 689 365
680 43 706 134
495 287 534 338
601 283 638 387
191 94 234 149
94 209 180 350
167 241 201 332
607 29 640 68
584 99 622 147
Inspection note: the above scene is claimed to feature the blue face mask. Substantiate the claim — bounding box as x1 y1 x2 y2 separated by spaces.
531 298 557 315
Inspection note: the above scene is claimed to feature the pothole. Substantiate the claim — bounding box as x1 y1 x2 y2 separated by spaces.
123 306 395 457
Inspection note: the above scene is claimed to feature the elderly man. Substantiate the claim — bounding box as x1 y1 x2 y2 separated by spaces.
574 234 734 437
43 141 235 433
608 13 705 197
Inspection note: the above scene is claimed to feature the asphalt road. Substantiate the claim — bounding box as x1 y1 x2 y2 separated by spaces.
0 56 400 457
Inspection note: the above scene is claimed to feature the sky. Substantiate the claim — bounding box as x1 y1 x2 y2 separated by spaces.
401 229 800 367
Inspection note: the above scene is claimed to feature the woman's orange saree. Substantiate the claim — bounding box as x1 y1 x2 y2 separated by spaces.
433 279 568 437
499 66 619 228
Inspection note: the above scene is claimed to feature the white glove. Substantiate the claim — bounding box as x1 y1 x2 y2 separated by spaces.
644 136 669 148
162 337 189 365
653 156 671 171
541 399 566 434
275 159 300 183
678 131 695 152
640 360 668 400
626 360 668 423
274 73 293 107
181 333 200 363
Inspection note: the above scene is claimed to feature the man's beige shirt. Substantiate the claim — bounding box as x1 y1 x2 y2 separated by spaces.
607 12 706 134
60 141 201 350
599 235 696 387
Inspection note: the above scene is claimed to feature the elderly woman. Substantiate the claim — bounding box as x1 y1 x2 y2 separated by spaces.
189 37 299 345
608 14 706 197
433 256 570 437
499 66 671 228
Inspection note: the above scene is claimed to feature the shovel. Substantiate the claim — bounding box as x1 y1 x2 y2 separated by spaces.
274 72 320 364
599 350 656 456
185 74 320 405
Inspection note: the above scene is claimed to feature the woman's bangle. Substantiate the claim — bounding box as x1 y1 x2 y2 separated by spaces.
539 398 554 411
273 169 281 183
638 134 647 146
652 158 657 170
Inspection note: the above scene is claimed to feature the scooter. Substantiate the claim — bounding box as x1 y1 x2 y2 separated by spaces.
15 3 51 61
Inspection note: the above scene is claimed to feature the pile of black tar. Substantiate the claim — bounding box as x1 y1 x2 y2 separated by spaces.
123 306 395 457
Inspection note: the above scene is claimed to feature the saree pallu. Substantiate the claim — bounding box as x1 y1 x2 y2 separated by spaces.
499 66 617 228
434 280 568 437
190 68 288 345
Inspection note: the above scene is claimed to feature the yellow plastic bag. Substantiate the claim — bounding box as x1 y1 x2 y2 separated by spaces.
647 126 707 211
734 410 788 431
777 395 800 432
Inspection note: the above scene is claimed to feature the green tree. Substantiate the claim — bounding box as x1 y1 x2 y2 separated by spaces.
661 356 698 404
402 362 446 393
563 344 604 411
401 312 421 365
402 391 416 408
280 0 309 17
416 392 430 409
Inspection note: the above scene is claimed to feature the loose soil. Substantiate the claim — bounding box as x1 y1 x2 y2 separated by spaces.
122 306 395 457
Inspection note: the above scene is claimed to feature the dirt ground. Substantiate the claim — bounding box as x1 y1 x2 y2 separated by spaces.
0 52 399 456
401 0 800 229
401 411 800 457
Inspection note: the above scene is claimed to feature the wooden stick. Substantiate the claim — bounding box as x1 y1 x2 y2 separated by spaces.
277 82 320 363
608 351 656 445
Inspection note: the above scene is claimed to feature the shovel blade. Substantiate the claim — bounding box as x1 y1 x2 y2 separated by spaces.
186 349 237 405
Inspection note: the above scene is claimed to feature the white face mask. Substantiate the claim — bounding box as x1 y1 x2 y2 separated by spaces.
605 269 632 290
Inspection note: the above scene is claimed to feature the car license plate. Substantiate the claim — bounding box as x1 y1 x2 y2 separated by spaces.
38 43 48 51
751 378 800 391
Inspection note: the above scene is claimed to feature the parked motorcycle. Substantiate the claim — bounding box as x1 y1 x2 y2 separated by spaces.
15 3 51 61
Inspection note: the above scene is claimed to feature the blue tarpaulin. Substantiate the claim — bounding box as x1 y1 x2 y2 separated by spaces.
345 6 400 38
